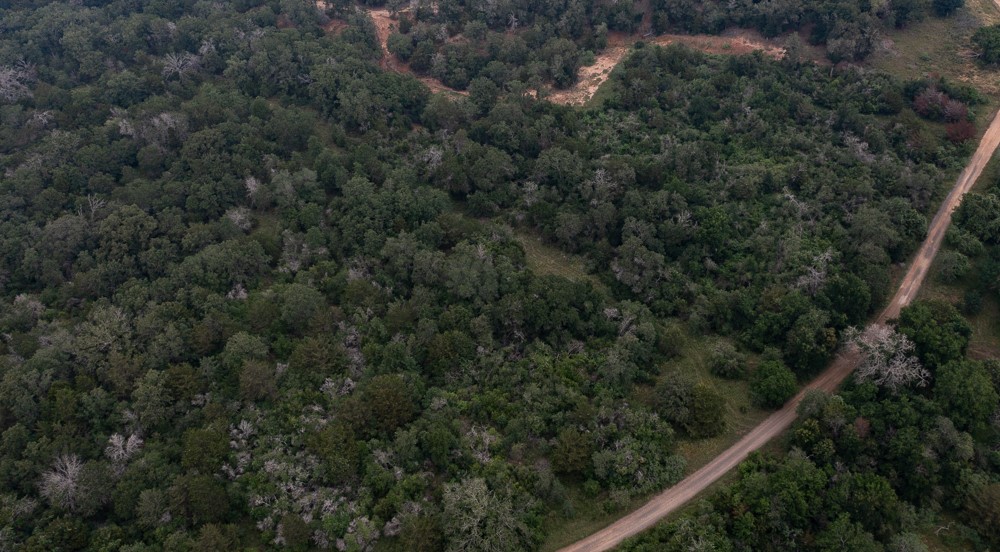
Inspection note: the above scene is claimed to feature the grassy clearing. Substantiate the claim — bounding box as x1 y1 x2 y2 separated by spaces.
919 259 1000 358
918 513 979 551
513 230 603 288
539 332 770 551
658 335 770 470
870 0 1000 100
539 487 652 552
584 69 620 109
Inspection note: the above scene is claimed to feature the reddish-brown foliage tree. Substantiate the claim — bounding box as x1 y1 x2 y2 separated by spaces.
946 120 976 143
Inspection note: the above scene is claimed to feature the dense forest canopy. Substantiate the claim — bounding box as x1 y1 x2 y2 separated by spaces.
0 0 996 550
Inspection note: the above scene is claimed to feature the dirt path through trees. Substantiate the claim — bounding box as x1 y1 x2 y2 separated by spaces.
557 108 1000 551
316 2 786 102
547 31 787 106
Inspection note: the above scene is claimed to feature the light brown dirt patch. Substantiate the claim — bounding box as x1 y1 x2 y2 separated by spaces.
547 30 789 106
316 4 467 96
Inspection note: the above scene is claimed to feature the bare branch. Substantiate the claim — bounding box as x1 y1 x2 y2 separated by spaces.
846 324 928 393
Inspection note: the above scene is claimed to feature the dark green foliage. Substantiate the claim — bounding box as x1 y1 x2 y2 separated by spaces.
966 483 1000 546
933 0 964 16
169 474 230 526
653 376 726 437
973 25 1000 65
23 517 89 552
935 249 970 283
551 428 593 476
954 192 1000 243
182 427 229 474
750 360 797 408
337 374 422 437
685 382 727 438
897 301 971 370
708 342 747 380
814 516 883 552
619 504 733 551
306 421 361 484
934 360 999 431
784 309 837 375
0 0 980 549
239 359 277 401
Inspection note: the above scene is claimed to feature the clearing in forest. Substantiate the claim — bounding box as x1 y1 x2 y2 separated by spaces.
547 30 791 106
315 2 801 102
871 0 1000 98
513 230 601 288
316 2 468 96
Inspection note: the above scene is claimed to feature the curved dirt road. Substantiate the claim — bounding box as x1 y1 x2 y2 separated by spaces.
558 109 1000 552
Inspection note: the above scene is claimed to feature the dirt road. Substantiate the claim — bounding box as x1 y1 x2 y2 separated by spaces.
547 30 787 106
558 109 1000 552
879 109 1000 322
314 3 467 95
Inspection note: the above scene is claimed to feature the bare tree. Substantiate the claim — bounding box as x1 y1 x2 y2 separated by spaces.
161 52 201 81
507 13 519 30
39 454 83 510
794 249 834 296
845 324 928 393
105 433 143 475
28 110 53 128
442 478 529 552
0 62 35 103
225 207 253 231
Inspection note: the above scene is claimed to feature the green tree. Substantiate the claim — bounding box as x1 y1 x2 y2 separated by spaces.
182 427 229 474
193 524 239 552
966 482 1000 545
305 421 360 484
239 360 277 402
934 360 999 431
356 374 420 436
551 427 593 475
784 309 837 374
280 283 326 334
398 515 444 552
897 301 971 370
750 360 797 408
708 341 747 379
953 192 1000 243
973 25 1000 64
814 515 883 552
685 382 727 438
933 0 963 16
131 370 175 432
169 474 229 525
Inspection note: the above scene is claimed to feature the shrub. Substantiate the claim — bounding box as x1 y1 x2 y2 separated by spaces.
933 0 963 16
973 25 1000 65
946 120 976 144
708 341 748 379
750 360 797 408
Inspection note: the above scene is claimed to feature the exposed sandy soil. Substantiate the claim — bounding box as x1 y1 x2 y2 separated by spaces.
317 2 793 101
547 30 789 106
557 108 1000 552
368 8 469 95
321 18 348 34
315 2 467 95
